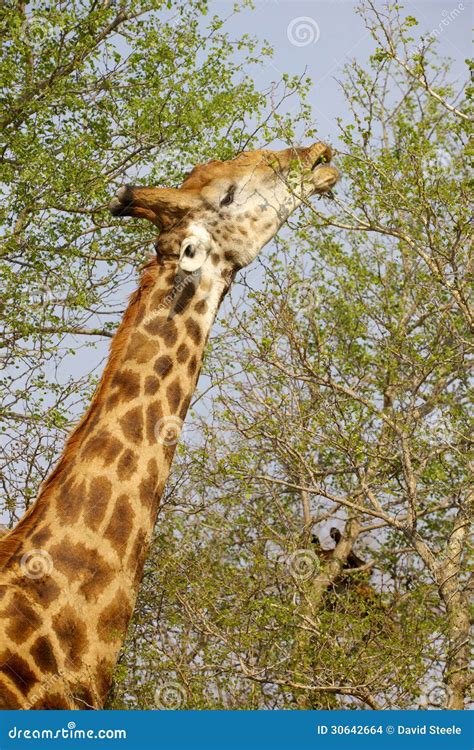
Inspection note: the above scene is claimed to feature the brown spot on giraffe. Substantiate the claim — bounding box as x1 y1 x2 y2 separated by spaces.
111 369 141 401
125 331 157 363
16 575 61 607
138 477 154 509
95 658 114 703
3 591 42 643
147 457 159 484
176 342 189 363
105 392 121 412
31 693 71 710
30 636 58 673
144 375 160 395
166 379 182 411
82 430 122 465
138 459 160 510
104 494 135 555
119 406 143 445
0 652 39 693
30 526 52 546
135 301 147 326
145 316 178 347
97 590 131 643
154 354 173 378
150 289 165 307
194 299 208 315
83 476 112 531
71 684 96 709
57 477 86 525
52 605 88 668
179 394 192 421
146 401 163 444
79 560 115 601
185 318 202 345
50 539 114 600
187 354 198 377
127 529 148 588
116 449 138 481
0 678 22 709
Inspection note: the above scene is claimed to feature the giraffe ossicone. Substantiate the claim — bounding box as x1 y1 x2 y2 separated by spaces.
0 143 338 709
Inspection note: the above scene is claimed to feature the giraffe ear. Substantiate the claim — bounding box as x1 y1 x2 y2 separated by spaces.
178 238 208 273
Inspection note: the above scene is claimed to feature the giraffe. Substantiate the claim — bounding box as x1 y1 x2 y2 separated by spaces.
0 143 338 709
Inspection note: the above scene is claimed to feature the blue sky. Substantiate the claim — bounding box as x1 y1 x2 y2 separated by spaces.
224 0 470 146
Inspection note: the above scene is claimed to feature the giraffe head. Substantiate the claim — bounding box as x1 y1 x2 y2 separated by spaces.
109 143 338 277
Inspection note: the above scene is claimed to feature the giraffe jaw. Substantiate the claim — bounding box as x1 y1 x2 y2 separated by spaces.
311 164 340 193
304 143 340 194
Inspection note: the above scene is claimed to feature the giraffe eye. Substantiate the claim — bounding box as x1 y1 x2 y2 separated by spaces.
183 245 195 258
220 187 235 207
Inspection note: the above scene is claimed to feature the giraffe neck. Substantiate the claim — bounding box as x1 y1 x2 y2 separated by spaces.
0 255 230 709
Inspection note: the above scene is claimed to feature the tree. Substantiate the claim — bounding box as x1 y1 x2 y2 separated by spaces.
112 2 472 710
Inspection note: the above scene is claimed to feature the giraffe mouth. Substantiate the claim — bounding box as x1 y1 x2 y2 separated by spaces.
307 145 339 193
311 154 328 170
307 143 333 172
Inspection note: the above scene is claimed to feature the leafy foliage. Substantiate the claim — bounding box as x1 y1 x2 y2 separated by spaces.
111 4 472 710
